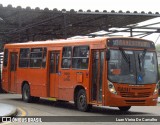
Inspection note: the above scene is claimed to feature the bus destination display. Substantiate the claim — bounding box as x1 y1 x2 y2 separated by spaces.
107 39 155 48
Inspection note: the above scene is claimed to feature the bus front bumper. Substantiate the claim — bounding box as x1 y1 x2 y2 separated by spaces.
106 94 158 107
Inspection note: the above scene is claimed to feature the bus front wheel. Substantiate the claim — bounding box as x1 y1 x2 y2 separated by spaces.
118 106 131 111
32 97 40 102
76 89 92 112
22 84 32 103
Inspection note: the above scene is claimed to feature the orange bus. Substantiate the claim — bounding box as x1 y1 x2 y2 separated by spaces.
1 37 159 112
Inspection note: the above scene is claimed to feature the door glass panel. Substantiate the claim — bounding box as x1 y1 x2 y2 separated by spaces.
91 50 104 103
10 53 17 71
56 53 60 73
50 52 55 73
98 51 104 102
3 49 8 67
50 52 60 73
91 51 99 101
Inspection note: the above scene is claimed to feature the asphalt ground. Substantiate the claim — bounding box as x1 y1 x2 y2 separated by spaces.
0 93 160 125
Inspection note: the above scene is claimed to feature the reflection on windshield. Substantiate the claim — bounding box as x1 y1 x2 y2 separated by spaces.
137 52 158 84
108 49 158 84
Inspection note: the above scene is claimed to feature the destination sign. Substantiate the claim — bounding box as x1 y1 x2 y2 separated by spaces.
107 39 155 49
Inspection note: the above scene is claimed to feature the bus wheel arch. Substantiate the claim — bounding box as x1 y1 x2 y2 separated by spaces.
74 86 92 112
74 85 85 103
21 81 32 103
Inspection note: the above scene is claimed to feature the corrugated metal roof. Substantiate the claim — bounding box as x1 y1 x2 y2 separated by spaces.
0 4 160 47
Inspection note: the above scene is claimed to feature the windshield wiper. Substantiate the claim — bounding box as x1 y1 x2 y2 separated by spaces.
138 49 147 71
119 47 131 70
119 47 130 63
141 48 147 61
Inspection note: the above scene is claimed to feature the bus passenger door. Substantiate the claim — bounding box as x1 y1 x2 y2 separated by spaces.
9 52 18 92
91 50 104 103
49 51 60 98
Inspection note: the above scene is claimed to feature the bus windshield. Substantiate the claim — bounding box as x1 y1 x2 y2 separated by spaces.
108 49 158 84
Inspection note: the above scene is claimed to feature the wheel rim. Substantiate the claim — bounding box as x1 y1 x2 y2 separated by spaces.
24 86 29 100
79 94 86 109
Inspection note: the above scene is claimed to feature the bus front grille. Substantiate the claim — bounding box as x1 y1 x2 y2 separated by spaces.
120 92 151 98
125 100 145 104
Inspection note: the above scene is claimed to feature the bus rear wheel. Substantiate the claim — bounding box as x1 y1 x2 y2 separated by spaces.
22 84 32 103
76 89 92 112
118 106 131 111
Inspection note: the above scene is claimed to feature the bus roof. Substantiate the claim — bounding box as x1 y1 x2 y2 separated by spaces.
4 36 153 48
5 37 106 47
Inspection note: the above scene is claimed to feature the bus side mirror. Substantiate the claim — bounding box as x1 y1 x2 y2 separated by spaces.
106 49 110 61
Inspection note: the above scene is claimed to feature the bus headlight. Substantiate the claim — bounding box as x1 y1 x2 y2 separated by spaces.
153 83 159 95
108 81 117 94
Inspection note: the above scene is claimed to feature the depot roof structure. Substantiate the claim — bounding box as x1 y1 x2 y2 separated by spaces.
0 4 160 50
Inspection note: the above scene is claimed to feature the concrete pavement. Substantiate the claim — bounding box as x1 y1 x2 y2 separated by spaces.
0 97 160 117
0 103 17 117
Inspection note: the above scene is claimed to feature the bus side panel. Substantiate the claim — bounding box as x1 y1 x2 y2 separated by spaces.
16 68 30 94
58 70 89 101
72 70 90 102
58 88 74 101
2 68 9 92
16 68 48 97
58 70 75 101
30 69 47 97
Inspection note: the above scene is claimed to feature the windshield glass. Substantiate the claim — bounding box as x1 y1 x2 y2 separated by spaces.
108 49 158 84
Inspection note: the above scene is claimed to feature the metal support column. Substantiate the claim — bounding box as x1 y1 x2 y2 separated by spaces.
63 13 67 39
130 27 133 37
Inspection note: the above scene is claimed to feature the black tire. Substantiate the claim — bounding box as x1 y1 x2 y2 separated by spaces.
22 84 32 103
32 97 40 102
76 89 92 112
118 106 131 111
57 100 69 103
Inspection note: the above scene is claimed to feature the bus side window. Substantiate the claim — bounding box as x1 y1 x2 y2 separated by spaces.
19 48 30 68
72 46 89 69
30 48 43 68
61 46 72 69
3 49 8 67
